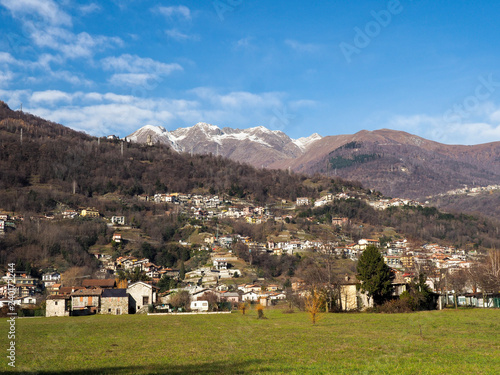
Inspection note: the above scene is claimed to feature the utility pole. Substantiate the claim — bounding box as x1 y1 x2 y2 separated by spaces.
121 141 124 156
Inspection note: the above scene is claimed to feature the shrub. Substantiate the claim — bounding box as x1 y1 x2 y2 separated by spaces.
376 298 412 314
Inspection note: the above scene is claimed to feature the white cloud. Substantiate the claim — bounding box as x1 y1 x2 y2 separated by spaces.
30 90 73 104
108 73 159 87
285 39 322 53
29 101 177 136
0 51 90 86
165 29 198 41
289 99 317 110
102 54 182 87
27 24 123 59
387 110 500 145
0 71 14 87
102 54 182 75
1 1 122 61
0 89 31 107
0 0 72 26
59 32 122 59
0 86 311 138
157 5 191 20
0 52 17 65
189 87 283 109
234 37 254 50
79 3 101 15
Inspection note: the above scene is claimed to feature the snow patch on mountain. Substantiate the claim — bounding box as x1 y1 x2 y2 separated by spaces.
127 123 322 158
292 133 322 151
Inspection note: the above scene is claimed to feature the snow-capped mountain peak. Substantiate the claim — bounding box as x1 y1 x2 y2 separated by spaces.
127 123 322 167
292 133 322 151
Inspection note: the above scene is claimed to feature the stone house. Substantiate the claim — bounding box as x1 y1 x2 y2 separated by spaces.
71 288 102 315
101 289 128 315
127 281 158 313
339 276 373 311
46 295 70 317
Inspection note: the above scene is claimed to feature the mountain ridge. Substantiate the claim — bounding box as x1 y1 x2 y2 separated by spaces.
128 124 500 199
127 122 322 167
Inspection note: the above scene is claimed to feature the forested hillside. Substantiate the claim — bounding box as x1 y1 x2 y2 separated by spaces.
0 101 363 211
1 101 500 276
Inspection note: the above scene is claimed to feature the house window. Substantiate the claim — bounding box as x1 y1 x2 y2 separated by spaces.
108 309 111 313
143 296 149 305
116 308 121 315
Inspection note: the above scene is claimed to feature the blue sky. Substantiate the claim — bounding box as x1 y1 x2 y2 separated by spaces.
1 0 500 144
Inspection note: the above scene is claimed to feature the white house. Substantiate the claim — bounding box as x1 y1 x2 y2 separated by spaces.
296 197 310 206
127 281 157 313
111 216 125 225
213 258 228 270
241 291 259 302
45 295 70 317
42 272 61 288
190 300 209 312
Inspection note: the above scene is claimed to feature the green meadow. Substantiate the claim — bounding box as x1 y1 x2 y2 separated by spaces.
1 308 499 374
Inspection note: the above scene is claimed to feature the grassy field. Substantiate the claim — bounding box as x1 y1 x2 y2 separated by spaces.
1 308 499 374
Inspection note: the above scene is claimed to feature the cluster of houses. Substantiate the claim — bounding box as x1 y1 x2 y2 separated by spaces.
433 184 500 198
46 279 158 317
367 198 422 210
380 242 473 273
0 213 17 235
168 283 287 312
1 184 497 317
297 193 352 208
295 193 422 212
92 254 180 280
183 253 241 286
0 270 41 308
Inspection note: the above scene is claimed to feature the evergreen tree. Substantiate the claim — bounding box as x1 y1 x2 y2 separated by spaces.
157 275 172 293
356 245 393 306
179 261 186 280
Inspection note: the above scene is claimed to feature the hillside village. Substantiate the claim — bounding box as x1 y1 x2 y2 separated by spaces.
1 187 496 318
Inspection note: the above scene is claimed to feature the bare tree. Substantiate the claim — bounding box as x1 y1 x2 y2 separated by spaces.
169 290 191 311
61 267 92 287
469 249 500 307
304 288 325 324
297 253 343 311
200 291 219 311
446 268 468 309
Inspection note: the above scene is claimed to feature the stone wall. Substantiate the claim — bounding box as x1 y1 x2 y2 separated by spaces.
100 297 128 315
46 299 69 317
